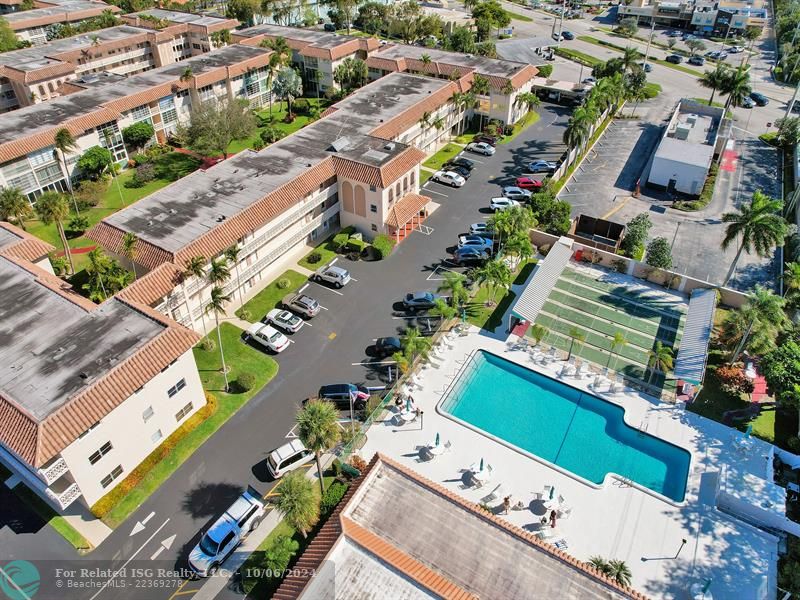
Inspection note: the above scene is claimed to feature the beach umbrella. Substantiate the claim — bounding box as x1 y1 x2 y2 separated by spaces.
549 486 555 500
745 425 753 438
479 457 484 471
406 397 411 411
435 432 440 446
701 579 712 594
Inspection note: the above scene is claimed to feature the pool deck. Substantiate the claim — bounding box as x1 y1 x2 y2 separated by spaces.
359 326 779 599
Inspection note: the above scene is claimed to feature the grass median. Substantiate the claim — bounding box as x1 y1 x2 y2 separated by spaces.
91 324 278 528
422 143 464 171
577 36 703 76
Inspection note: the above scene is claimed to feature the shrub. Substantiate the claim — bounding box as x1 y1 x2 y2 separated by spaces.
539 243 551 256
252 139 265 151
293 98 310 115
715 365 754 396
321 481 348 514
305 251 323 265
67 214 90 234
345 238 367 253
200 337 215 352
49 254 69 276
239 309 252 321
136 163 156 183
76 178 107 207
131 153 149 166
236 372 256 392
263 535 299 575
611 258 627 273
332 232 351 251
260 126 283 144
274 278 290 290
122 121 155 150
125 175 145 188
371 234 395 259
350 455 367 472
537 64 553 78
77 146 114 179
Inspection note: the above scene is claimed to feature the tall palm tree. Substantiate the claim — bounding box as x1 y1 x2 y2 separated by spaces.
606 560 632 587
514 91 541 114
121 232 138 280
566 326 585 361
699 63 729 105
721 66 752 109
53 128 79 213
184 255 207 333
728 285 787 363
401 326 432 362
224 244 243 308
784 261 800 298
501 80 514 96
646 341 674 384
205 285 232 392
420 53 432 75
563 104 596 149
35 191 73 274
471 75 491 130
0 187 32 230
437 272 468 308
274 470 319 538
530 323 548 346
607 331 627 369
296 399 340 495
264 36 291 68
471 259 511 305
721 190 787 286
620 46 641 72
264 53 282 117
84 248 110 301
207 257 231 287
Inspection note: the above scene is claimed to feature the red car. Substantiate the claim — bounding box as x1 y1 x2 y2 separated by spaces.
515 177 543 190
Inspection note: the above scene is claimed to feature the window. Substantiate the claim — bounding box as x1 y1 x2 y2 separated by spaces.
175 402 193 422
100 465 123 488
192 43 201 50
142 406 154 422
88 441 113 465
151 429 163 444
370 204 377 213
129 104 152 123
167 378 187 398
28 146 56 167
371 223 378 232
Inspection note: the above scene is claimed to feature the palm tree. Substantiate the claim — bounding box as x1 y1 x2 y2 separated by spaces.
471 75 491 129
224 245 244 308
607 331 627 369
205 286 232 392
264 53 282 117
53 128 79 213
121 232 138 280
620 46 641 72
273 470 319 538
607 560 632 587
721 66 752 109
471 259 512 305
35 191 73 274
0 187 32 230
418 111 432 135
296 399 340 495
646 341 674 384
563 104 596 149
784 261 800 298
420 53 432 75
207 257 231 287
727 285 787 363
501 80 514 96
514 91 541 114
180 67 194 82
184 255 207 333
438 272 468 308
264 36 291 68
84 248 110 301
503 232 533 269
699 63 729 105
530 323 548 346
430 297 457 322
721 190 787 286
566 326 585 361
588 556 609 575
401 326 432 362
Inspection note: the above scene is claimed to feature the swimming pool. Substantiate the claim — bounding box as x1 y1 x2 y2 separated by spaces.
439 350 690 502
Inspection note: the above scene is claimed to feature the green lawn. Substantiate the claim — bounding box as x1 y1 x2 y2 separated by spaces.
555 47 603 67
576 36 703 76
465 260 534 331
227 99 332 156
420 169 434 184
235 269 308 321
453 124 481 144
644 82 662 98
422 143 464 171
298 235 339 270
501 110 541 144
95 324 278 527
508 10 533 21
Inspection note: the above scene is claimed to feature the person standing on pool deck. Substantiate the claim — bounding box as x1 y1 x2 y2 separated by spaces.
550 510 557 528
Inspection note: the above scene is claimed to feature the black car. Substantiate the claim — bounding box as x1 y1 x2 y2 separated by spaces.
666 54 683 64
374 336 401 358
323 22 336 32
448 165 471 179
444 157 475 172
403 291 443 310
562 30 575 40
473 134 498 146
316 383 369 410
750 92 769 106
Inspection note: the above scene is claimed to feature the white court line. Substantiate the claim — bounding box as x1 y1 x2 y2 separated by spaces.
350 277 358 282
89 519 171 600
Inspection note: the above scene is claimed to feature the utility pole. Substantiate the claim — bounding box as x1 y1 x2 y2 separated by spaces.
551 0 566 46
643 19 656 69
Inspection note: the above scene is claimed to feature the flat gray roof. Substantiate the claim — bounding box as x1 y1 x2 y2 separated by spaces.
3 0 110 24
0 258 164 421
0 25 149 72
376 43 530 78
673 287 716 385
654 138 714 166
236 23 363 49
129 8 232 27
104 72 447 253
496 38 552 66
0 44 267 147
0 227 20 251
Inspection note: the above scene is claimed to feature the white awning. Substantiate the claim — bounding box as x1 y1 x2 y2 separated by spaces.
511 236 573 324
673 288 716 385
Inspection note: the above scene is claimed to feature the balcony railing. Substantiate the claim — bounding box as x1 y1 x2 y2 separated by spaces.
38 456 69 485
45 482 82 510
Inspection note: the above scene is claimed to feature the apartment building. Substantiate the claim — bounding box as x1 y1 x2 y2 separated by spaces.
3 0 122 46
0 43 274 202
0 12 239 112
0 221 204 511
618 0 765 32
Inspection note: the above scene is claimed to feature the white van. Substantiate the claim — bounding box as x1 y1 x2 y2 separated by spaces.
267 439 314 479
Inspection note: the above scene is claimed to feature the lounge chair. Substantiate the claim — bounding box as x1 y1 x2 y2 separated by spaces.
559 364 575 378
538 485 554 501
482 483 506 503
536 527 555 540
443 440 453 453
558 505 573 519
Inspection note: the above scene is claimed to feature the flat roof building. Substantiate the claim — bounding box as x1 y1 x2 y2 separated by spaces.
3 0 122 46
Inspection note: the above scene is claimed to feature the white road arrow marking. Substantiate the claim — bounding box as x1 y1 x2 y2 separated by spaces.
150 535 177 560
129 512 155 536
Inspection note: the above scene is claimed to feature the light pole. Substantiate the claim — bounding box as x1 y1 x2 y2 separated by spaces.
643 19 656 70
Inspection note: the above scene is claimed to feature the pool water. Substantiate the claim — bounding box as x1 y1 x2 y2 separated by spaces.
440 351 690 502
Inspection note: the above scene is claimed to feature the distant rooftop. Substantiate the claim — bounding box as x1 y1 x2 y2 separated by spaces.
101 72 447 253
236 22 362 50
3 0 118 27
0 257 163 421
125 8 234 28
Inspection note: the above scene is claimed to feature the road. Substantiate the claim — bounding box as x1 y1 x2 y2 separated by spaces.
0 104 570 600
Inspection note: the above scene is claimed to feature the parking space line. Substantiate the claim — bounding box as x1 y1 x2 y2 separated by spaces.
298 283 309 293
422 187 449 197
329 257 338 266
351 360 397 366
310 281 344 295
319 305 329 310
350 277 358 282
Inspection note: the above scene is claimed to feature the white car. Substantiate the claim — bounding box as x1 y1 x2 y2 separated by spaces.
314 264 351 288
490 197 520 211
267 439 314 478
728 45 744 53
265 308 303 333
469 222 494 236
431 170 466 187
502 186 532 201
247 322 290 353
466 141 496 156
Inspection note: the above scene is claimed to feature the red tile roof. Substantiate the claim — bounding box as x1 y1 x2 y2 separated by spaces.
117 262 185 306
385 192 430 228
369 81 459 140
85 222 175 271
0 222 55 262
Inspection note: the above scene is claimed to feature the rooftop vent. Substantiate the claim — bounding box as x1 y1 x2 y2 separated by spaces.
384 142 396 151
215 214 226 222
79 372 89 380
169 208 177 215
331 137 351 152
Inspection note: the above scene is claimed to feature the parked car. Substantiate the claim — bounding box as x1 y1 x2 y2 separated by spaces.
469 222 494 236
582 76 596 85
452 245 489 265
457 235 493 251
728 45 744 53
750 92 769 106
474 134 498 146
282 292 321 318
515 176 543 190
502 186 532 201
528 160 557 174
552 32 563 41
466 141 496 156
374 336 402 358
313 264 351 288
490 197 521 211
688 56 705 66
266 439 314 479
189 491 265 577
247 322 290 353
316 383 369 410
666 30 681 37
790 101 800 114
666 54 683 64
706 50 728 60
448 165 471 179
323 22 336 32
444 156 474 171
403 291 442 310
640 62 653 72
562 30 575 40
431 170 466 187
265 308 303 333
741 96 755 108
